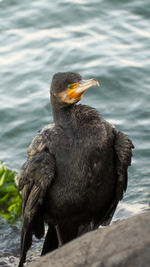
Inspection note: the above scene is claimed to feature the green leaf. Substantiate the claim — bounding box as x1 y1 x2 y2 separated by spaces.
0 172 6 186
0 184 17 194
0 162 22 223
0 193 9 204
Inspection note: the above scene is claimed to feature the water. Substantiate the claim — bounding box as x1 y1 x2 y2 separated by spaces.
0 0 150 265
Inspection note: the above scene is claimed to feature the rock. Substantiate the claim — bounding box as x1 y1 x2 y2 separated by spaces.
28 211 150 267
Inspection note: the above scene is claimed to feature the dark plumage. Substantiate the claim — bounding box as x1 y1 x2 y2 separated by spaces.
18 72 134 267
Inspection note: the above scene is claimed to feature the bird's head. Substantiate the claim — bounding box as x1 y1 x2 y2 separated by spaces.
50 72 100 105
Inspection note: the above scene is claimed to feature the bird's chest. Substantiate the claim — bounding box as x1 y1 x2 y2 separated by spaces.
44 125 116 222
48 143 108 212
55 132 101 182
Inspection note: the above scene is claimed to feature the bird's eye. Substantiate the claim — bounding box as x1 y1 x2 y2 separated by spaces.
68 84 72 89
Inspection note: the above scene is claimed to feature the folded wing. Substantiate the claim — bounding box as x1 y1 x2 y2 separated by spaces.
93 128 134 227
114 130 134 201
18 125 55 267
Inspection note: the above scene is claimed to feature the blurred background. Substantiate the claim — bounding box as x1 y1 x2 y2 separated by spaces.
0 0 150 265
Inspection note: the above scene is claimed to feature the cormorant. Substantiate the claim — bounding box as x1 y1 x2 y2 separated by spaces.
18 72 134 267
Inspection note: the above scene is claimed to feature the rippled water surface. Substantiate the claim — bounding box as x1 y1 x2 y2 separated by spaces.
0 0 150 265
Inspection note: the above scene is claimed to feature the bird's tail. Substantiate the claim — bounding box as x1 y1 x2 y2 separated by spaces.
18 209 45 267
18 218 32 267
41 224 58 255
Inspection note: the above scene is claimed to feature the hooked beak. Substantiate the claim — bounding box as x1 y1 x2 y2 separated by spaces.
66 78 100 103
75 79 100 94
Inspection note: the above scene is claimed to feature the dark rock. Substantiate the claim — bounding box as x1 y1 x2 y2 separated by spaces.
28 211 150 267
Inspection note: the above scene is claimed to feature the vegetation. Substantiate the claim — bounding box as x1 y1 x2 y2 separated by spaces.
0 162 22 223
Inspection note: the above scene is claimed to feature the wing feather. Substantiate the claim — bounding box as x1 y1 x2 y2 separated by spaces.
114 130 134 200
18 125 55 267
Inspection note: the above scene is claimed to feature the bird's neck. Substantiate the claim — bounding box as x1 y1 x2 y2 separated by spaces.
50 95 75 127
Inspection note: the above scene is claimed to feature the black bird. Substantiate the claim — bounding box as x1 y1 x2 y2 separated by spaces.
18 72 134 267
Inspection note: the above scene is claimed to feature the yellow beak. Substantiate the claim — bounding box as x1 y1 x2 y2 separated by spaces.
67 79 100 99
75 79 100 94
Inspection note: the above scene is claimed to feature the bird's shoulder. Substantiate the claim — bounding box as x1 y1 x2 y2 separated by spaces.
74 104 102 123
27 123 62 158
18 124 57 192
73 104 115 141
